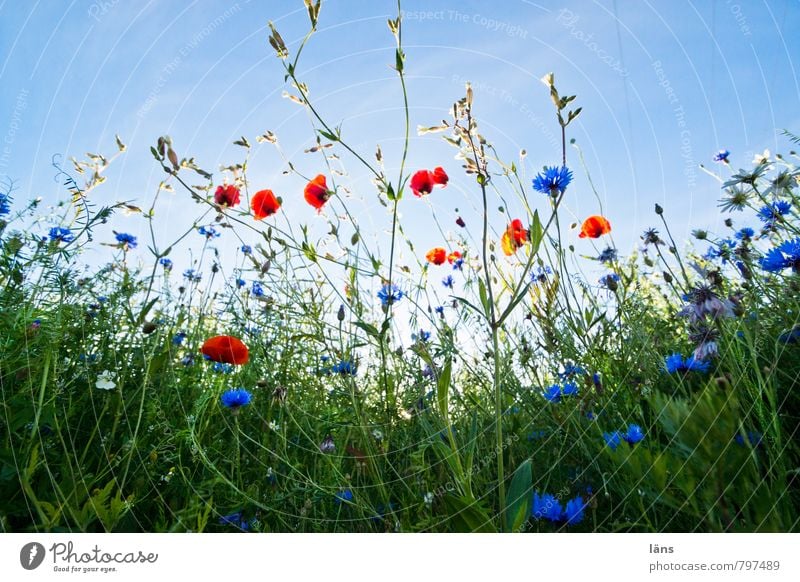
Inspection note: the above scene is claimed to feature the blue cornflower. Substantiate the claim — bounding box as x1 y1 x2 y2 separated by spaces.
734 431 763 447
181 355 195 366
332 360 357 376
757 200 791 227
527 429 548 441
213 362 234 374
334 489 353 504
159 257 173 270
377 283 403 307
665 353 711 374
413 330 431 342
172 332 186 346
183 269 202 282
532 165 573 197
778 326 800 344
235 278 246 288
597 247 618 263
561 382 579 397
241 245 252 254
251 281 265 297
0 192 11 215
442 275 455 289
735 227 754 240
599 273 620 289
543 384 562 402
622 424 645 444
603 431 621 451
562 496 586 525
559 363 585 378
704 238 736 262
220 388 252 409
531 266 552 283
434 305 445 316
713 149 730 163
218 511 249 530
115 232 137 248
452 258 464 271
760 237 800 273
198 225 221 239
531 492 563 522
48 226 75 243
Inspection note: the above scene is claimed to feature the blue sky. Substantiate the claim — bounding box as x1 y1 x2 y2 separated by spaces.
1 0 798 273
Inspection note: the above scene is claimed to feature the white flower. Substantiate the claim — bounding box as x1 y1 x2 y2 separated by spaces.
372 429 384 441
752 149 771 164
268 421 280 431
95 371 116 391
423 492 434 505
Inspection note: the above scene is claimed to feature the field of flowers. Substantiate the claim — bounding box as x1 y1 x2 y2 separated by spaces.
1 3 798 533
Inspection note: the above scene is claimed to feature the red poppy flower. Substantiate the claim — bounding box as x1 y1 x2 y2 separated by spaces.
251 189 281 220
578 215 612 239
501 219 528 256
426 247 447 265
447 250 462 264
410 167 449 197
431 166 449 186
201 335 249 365
304 174 331 212
214 184 241 208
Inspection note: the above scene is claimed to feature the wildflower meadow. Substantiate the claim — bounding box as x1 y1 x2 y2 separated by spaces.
1 2 799 535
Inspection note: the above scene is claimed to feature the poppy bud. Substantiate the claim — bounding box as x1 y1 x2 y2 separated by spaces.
724 218 733 227
337 304 345 321
654 203 663 215
663 271 673 283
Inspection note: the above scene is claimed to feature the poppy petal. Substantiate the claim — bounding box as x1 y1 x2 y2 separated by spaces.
201 335 249 365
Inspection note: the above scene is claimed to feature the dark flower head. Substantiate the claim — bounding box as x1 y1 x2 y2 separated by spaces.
442 275 455 289
159 257 173 270
183 269 202 282
735 227 755 241
241 245 252 254
334 489 353 504
320 434 336 453
214 184 241 208
532 166 573 197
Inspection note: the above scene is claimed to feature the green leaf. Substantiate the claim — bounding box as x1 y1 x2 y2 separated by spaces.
477 278 490 318
318 129 339 142
505 459 533 532
437 358 452 420
353 321 380 338
443 495 496 532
